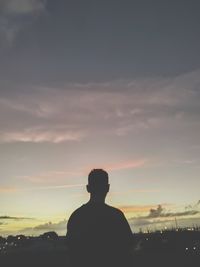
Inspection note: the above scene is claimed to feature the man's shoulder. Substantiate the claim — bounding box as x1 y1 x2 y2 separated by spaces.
68 203 125 222
71 203 123 213
105 204 124 216
68 204 87 219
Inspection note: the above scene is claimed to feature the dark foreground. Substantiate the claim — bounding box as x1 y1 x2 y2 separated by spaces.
1 230 200 267
1 250 200 267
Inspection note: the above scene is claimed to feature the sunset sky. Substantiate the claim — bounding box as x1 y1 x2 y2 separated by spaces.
0 0 200 236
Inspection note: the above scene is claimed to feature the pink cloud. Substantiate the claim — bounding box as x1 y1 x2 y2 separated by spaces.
19 159 146 185
36 183 85 190
0 186 17 193
21 170 83 184
110 188 160 196
103 159 146 171
117 203 172 215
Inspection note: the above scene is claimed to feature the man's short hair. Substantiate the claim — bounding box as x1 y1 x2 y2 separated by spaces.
88 169 109 187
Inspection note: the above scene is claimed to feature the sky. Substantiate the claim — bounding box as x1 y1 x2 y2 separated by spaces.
0 0 200 236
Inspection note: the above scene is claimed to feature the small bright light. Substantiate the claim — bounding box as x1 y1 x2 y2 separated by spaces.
185 247 188 250
193 247 196 250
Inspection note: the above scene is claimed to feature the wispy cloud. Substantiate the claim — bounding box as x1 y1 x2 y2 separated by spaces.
118 204 164 214
21 219 67 235
22 170 83 184
0 128 83 143
35 184 84 190
17 158 146 186
129 203 200 229
110 189 160 197
0 69 200 143
0 215 33 220
0 183 85 193
0 186 18 193
103 160 146 171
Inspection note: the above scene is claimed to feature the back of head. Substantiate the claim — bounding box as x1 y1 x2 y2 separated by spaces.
87 169 109 194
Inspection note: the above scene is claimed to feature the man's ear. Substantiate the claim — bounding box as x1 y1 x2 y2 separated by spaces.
107 184 110 193
86 184 90 193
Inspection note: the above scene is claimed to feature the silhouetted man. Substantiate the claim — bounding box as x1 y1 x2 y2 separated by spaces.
66 169 133 267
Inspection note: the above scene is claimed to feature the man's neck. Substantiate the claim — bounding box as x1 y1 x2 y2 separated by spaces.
89 195 106 204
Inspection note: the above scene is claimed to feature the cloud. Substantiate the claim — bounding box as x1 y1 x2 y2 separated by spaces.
0 0 47 46
21 219 67 235
118 205 163 214
118 203 199 219
146 204 199 219
185 200 200 210
130 218 166 227
4 202 200 235
0 128 83 143
0 186 17 193
111 189 160 197
16 158 146 186
0 216 33 220
102 160 146 171
128 202 200 230
34 219 67 231
0 69 200 143
32 184 85 190
148 205 163 218
129 216 200 230
21 169 83 184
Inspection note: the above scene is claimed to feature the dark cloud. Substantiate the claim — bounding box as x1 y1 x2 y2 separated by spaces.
185 200 200 210
129 202 200 230
130 218 172 228
160 210 199 218
147 205 200 218
0 0 200 83
130 219 157 227
1 1 200 82
21 219 67 235
147 205 199 219
148 205 163 218
0 216 33 220
34 219 67 231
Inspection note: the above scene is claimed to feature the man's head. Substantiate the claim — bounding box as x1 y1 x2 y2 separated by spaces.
87 169 110 197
